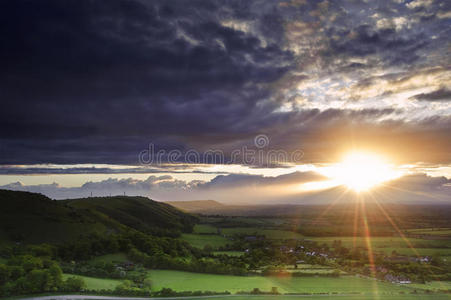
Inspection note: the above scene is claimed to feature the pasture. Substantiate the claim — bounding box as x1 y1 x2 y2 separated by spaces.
222 227 304 239
61 274 121 290
180 233 230 249
193 224 218 234
147 270 416 294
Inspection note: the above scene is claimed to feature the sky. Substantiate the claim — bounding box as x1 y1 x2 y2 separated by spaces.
0 0 450 203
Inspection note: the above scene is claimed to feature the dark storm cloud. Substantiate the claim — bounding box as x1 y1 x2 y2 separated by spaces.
0 0 450 166
0 0 293 164
326 24 427 66
0 165 228 175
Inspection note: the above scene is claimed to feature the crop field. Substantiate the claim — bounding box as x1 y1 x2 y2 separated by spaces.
222 227 304 239
61 274 121 290
180 233 230 249
147 270 416 294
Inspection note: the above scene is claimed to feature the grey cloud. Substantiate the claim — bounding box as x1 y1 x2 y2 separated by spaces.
411 88 451 102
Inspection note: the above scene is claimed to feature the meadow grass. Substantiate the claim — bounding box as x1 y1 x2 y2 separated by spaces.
62 274 121 290
180 233 230 248
147 270 415 294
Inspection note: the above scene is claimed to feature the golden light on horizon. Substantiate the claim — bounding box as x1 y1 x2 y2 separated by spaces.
321 151 403 192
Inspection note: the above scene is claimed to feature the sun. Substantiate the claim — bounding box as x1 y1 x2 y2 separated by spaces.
324 151 402 192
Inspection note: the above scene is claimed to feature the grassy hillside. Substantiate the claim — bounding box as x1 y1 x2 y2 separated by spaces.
65 196 197 234
0 189 114 244
0 190 197 244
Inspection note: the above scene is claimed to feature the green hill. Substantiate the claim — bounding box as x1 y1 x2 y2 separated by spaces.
0 189 112 244
64 196 197 235
0 190 196 244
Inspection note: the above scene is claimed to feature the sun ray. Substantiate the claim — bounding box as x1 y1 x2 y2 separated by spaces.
359 196 380 299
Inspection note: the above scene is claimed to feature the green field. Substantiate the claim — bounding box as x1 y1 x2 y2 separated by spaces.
151 296 451 300
147 270 416 294
62 274 121 290
410 280 451 291
222 227 304 239
193 224 218 234
310 236 450 249
181 233 230 249
406 228 451 235
376 247 451 256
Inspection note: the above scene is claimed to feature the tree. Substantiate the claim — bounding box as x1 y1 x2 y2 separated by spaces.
0 264 11 285
62 276 86 292
142 278 152 290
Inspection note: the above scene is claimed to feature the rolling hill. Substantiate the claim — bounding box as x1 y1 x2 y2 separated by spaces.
64 196 197 235
0 190 196 244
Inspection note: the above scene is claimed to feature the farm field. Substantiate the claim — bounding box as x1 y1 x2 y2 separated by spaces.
193 224 218 234
406 228 451 235
376 247 451 256
309 236 450 249
147 270 415 294
222 227 304 239
180 233 230 249
61 274 121 290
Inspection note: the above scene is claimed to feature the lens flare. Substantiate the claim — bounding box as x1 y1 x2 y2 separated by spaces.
322 151 402 192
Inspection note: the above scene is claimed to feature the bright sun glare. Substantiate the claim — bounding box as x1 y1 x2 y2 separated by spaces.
325 151 402 192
